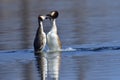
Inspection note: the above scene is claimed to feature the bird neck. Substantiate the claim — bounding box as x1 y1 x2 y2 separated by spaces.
38 21 44 33
51 19 57 33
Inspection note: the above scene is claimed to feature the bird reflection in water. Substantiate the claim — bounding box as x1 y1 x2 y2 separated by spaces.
34 51 61 80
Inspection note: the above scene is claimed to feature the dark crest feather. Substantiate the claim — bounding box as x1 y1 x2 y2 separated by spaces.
38 15 43 21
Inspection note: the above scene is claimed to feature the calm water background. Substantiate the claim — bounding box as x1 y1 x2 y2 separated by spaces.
1 0 120 80
1 0 120 50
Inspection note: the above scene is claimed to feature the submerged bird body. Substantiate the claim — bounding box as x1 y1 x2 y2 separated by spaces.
34 15 47 52
47 11 62 51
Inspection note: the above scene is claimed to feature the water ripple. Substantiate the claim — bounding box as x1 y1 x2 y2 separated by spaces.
76 46 120 51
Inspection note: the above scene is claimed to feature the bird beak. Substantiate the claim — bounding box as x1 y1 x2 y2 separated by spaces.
46 14 52 20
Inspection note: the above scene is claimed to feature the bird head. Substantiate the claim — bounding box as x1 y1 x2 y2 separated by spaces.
46 11 59 20
38 15 47 21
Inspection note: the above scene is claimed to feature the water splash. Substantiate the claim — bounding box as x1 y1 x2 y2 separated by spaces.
62 47 76 52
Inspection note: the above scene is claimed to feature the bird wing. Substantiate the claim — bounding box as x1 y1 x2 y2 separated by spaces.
34 34 44 52
57 35 62 48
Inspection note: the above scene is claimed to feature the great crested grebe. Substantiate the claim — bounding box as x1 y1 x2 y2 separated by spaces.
34 15 47 53
47 11 62 51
